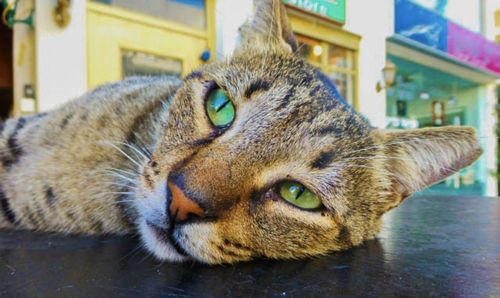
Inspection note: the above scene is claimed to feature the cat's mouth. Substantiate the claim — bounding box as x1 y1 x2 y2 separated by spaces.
146 221 190 258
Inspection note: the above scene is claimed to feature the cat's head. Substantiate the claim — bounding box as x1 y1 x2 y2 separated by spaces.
134 0 482 264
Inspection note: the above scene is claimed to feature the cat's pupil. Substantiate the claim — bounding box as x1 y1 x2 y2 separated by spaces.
216 100 230 112
291 185 305 200
206 88 235 127
279 182 323 210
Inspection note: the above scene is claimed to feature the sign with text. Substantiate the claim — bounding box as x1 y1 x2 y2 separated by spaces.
283 0 346 24
395 0 500 76
395 0 448 52
448 23 500 75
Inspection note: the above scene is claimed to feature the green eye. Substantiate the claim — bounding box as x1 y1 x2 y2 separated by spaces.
279 181 323 210
206 88 235 127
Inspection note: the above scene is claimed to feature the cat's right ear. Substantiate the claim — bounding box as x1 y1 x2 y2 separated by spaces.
235 0 298 54
372 126 482 206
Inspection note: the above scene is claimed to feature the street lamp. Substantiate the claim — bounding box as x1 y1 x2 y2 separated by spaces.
376 60 397 93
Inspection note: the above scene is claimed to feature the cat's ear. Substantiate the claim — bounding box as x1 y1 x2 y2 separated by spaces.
373 126 482 199
235 0 298 54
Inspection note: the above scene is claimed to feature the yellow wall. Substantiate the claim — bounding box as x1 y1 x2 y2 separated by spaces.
87 2 214 88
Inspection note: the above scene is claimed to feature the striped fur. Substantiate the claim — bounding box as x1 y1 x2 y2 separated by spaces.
0 0 482 264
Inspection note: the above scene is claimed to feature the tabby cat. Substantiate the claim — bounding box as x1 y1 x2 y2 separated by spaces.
0 0 482 264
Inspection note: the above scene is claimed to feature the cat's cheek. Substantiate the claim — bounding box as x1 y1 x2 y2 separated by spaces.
178 224 224 264
138 220 188 262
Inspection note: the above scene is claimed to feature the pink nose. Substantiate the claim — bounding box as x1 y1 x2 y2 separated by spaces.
167 180 204 223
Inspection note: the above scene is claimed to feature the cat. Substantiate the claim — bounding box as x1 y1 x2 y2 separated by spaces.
0 0 482 264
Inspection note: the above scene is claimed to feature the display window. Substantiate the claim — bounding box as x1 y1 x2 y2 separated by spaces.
296 34 357 105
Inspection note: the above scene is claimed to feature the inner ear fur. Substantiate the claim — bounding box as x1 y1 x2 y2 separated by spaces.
236 0 298 54
374 126 483 198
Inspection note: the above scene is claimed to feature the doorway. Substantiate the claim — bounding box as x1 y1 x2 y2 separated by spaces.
0 21 13 120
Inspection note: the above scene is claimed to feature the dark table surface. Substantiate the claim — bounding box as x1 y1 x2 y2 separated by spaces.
0 195 498 297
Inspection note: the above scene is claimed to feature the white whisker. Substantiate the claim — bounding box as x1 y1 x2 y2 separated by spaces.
105 167 138 177
103 182 137 190
101 141 144 169
93 191 134 197
101 170 137 184
118 141 151 161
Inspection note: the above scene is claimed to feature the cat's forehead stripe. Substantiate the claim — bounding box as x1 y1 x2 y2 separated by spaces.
313 122 345 137
244 79 272 99
273 87 296 112
311 150 336 170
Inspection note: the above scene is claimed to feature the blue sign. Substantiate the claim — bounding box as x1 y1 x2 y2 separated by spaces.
395 0 448 52
173 0 205 9
395 0 500 75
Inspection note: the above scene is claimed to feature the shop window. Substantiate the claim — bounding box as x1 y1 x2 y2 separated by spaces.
92 0 207 30
122 50 182 78
328 46 354 69
296 34 357 105
297 35 322 65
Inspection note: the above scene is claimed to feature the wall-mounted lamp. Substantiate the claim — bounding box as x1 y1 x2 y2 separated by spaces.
1 0 34 29
53 0 71 28
376 60 397 93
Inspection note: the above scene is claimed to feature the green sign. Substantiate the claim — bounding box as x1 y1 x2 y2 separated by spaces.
283 0 346 24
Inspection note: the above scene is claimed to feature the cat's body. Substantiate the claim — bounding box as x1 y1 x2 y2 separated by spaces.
0 0 482 264
0 77 180 233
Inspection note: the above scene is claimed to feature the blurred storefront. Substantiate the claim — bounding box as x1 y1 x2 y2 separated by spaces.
282 0 359 107
495 4 500 192
0 14 13 120
216 0 393 127
2 0 216 116
2 0 499 195
496 9 500 42
387 0 500 196
87 0 216 88
3 0 392 126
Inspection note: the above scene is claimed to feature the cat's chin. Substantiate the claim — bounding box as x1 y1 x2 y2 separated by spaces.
138 219 190 262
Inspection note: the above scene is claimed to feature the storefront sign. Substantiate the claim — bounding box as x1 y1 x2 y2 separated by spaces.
448 23 500 75
173 0 205 9
283 0 346 24
395 0 448 52
395 0 500 76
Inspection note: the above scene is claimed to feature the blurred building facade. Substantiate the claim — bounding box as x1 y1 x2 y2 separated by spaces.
1 0 499 195
386 0 500 196
496 5 500 42
492 1 500 192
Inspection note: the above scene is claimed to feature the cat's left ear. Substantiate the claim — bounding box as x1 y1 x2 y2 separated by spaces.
372 126 482 200
236 0 298 54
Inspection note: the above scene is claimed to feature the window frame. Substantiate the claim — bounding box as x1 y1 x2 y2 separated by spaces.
288 10 360 109
296 34 358 106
